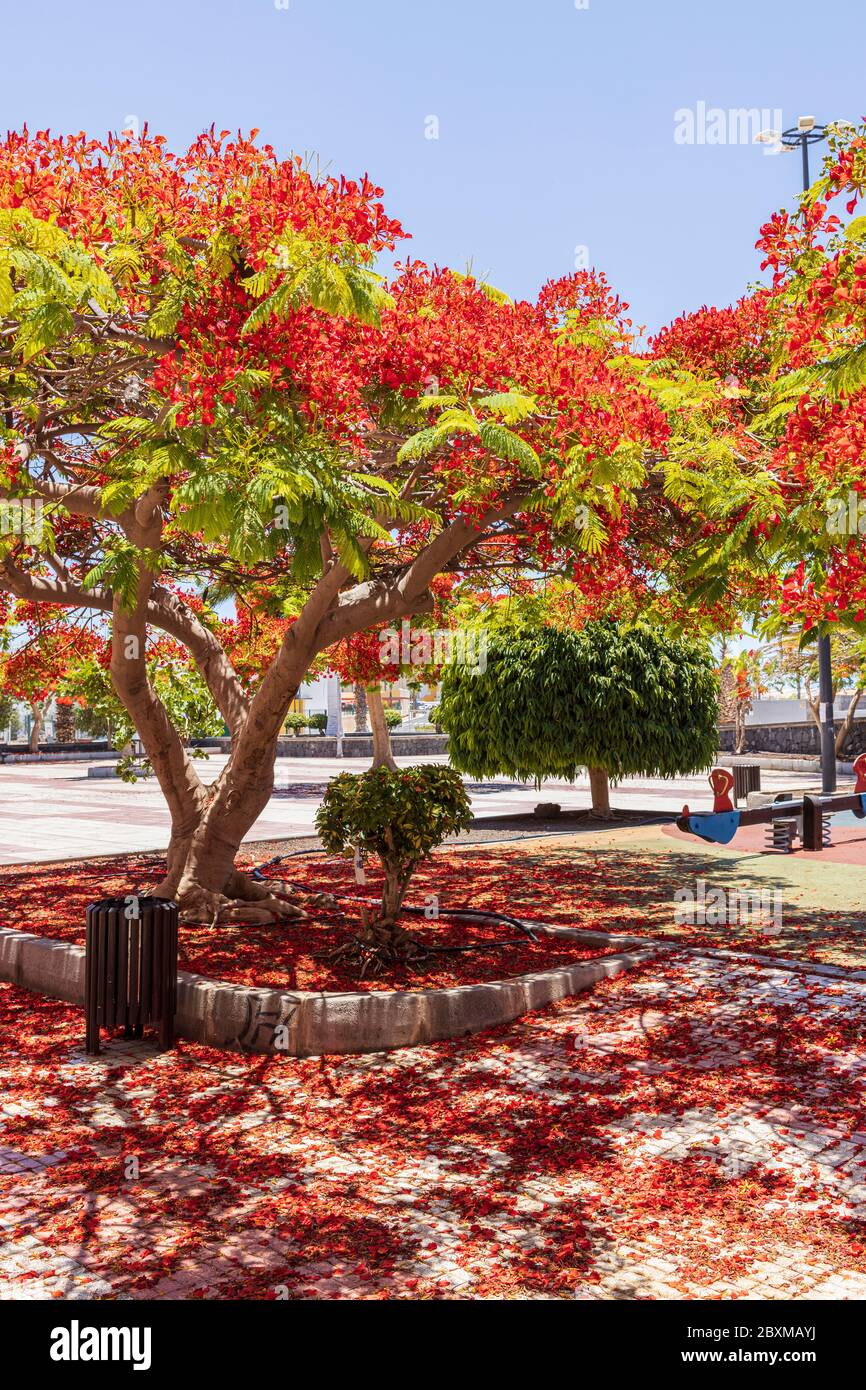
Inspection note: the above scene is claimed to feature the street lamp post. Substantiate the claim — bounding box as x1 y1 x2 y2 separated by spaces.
758 116 837 792
784 120 836 793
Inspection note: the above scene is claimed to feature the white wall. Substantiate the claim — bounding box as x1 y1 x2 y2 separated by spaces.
296 675 329 712
746 696 864 725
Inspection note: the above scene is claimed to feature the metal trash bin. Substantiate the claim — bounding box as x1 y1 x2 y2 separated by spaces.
85 896 178 1054
732 763 761 805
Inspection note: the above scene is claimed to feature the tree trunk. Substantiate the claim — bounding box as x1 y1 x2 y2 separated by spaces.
734 704 746 754
156 610 336 921
54 701 75 742
588 765 612 818
367 683 397 771
104 547 356 923
353 681 369 733
836 688 862 757
144 670 396 925
380 862 410 925
354 861 419 961
29 702 44 753
143 711 308 923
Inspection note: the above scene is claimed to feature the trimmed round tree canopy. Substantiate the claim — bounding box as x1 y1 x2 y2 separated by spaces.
437 621 719 783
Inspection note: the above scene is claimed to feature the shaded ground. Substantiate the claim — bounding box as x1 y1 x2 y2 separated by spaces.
2 951 866 1299
255 825 866 971
3 826 866 1299
0 851 609 992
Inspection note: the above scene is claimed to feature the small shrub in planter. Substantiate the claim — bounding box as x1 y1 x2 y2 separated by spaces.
315 764 472 967
285 712 308 736
307 711 328 734
383 707 403 730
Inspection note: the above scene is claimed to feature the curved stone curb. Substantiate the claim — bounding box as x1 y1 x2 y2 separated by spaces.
528 920 866 982
0 924 657 1057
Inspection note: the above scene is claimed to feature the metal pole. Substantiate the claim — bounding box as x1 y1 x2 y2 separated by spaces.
801 133 810 191
799 132 836 792
818 634 836 792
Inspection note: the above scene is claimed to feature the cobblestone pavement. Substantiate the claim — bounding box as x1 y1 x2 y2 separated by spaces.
2 950 866 1300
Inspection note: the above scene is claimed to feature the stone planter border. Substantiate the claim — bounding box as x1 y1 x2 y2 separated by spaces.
0 924 657 1057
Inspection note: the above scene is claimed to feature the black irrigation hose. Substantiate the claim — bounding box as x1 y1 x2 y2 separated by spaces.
250 848 329 879
250 847 541 946
343 898 540 944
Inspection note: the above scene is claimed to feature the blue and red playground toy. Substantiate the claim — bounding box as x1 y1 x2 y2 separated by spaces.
677 755 866 852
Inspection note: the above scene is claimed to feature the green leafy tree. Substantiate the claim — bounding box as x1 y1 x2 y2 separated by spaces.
61 644 222 776
437 622 719 816
316 764 472 965
0 689 20 740
761 630 866 756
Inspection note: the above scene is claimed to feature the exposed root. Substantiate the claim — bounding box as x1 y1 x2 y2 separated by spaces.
318 904 429 978
176 882 308 926
322 933 430 979
222 893 308 924
304 890 340 910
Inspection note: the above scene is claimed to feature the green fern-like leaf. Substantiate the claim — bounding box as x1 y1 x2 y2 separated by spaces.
478 421 540 475
476 391 537 423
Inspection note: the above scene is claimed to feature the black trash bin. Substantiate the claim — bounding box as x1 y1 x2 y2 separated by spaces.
732 763 761 805
85 896 178 1054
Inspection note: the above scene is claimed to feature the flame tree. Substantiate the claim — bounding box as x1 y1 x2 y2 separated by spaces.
0 129 691 923
643 123 866 643
0 600 100 750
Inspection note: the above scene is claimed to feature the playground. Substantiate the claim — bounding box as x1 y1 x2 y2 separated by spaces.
677 758 866 859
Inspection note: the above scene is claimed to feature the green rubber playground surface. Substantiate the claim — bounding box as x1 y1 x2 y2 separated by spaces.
484 825 866 972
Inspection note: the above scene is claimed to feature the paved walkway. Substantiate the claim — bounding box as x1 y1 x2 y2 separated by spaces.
2 948 866 1299
0 757 823 864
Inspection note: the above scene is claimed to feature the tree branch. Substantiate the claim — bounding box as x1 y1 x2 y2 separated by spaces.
148 588 250 739
0 561 250 739
109 566 207 829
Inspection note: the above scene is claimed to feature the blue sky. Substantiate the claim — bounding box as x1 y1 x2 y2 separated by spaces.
4 0 864 333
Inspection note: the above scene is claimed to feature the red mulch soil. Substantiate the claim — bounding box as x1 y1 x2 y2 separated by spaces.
4 835 866 986
0 849 612 992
